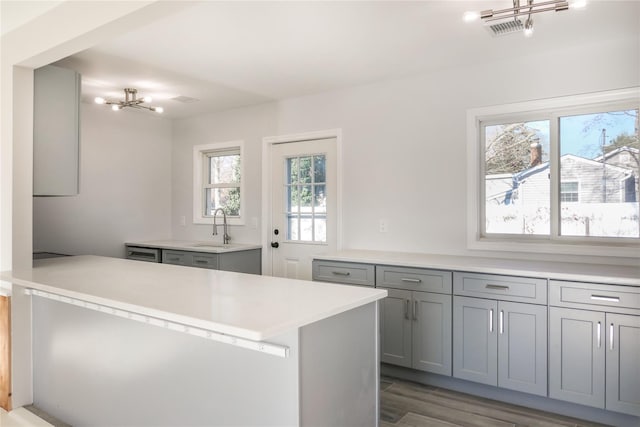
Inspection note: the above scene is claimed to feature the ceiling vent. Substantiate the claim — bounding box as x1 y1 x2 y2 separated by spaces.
171 95 200 103
485 19 524 36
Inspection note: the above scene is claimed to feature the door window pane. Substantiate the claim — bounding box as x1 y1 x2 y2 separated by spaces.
284 154 327 242
484 120 551 235
559 109 639 237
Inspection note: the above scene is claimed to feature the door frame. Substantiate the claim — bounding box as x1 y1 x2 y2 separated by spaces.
261 129 343 276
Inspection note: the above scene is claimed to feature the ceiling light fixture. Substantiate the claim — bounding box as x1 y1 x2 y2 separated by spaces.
94 88 164 113
464 0 586 37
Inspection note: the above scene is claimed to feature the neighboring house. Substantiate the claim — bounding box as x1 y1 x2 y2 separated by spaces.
488 154 637 205
594 146 639 201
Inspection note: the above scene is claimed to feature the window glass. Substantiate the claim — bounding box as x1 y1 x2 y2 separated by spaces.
285 154 327 242
203 149 241 217
559 109 639 237
484 120 550 235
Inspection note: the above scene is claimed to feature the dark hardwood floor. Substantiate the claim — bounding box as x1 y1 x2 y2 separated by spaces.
380 377 612 427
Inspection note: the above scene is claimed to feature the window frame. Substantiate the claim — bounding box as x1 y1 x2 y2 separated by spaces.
193 140 245 225
466 88 640 258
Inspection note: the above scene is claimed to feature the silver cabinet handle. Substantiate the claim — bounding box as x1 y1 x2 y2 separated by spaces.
404 299 409 320
499 310 504 334
489 309 494 332
331 271 350 276
401 278 422 283
486 284 509 290
610 323 614 350
591 295 620 303
195 260 208 264
597 321 601 348
413 300 418 321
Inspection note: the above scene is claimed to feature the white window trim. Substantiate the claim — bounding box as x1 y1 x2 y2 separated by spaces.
466 87 640 258
193 140 245 225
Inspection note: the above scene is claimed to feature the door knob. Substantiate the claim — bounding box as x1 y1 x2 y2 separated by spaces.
271 242 279 248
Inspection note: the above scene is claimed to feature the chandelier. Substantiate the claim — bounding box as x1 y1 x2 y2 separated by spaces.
463 0 587 37
94 88 164 113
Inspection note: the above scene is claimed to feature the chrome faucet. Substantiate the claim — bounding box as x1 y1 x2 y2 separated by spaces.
212 208 231 244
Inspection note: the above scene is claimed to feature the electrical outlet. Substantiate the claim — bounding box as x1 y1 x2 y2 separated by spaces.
379 219 388 233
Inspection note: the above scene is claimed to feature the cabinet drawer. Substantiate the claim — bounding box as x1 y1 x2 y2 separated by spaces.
454 272 547 304
192 253 218 269
377 266 452 294
312 260 375 287
126 246 160 263
162 250 191 266
550 280 640 314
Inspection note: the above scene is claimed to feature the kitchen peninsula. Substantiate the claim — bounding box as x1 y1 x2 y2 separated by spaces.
2 255 386 426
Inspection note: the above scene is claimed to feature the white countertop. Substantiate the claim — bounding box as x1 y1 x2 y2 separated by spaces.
314 250 640 287
126 240 262 254
1 255 386 341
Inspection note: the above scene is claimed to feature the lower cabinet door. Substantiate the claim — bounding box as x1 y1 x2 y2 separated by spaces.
497 301 547 396
380 288 412 367
549 307 605 409
606 313 640 416
453 296 498 386
412 292 452 375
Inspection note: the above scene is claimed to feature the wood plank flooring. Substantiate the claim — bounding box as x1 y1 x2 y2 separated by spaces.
380 377 611 427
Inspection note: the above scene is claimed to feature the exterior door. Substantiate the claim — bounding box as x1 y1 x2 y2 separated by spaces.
270 138 337 280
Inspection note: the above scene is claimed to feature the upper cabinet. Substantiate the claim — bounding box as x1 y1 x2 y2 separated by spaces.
33 65 81 196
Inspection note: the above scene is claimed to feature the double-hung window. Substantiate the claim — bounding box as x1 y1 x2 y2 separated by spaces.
468 88 639 257
193 141 244 225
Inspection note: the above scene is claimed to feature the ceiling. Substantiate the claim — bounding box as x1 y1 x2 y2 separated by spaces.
48 1 639 119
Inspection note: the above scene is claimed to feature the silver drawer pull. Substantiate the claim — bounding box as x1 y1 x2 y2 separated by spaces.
401 278 422 283
331 271 351 276
590 295 620 303
195 260 208 264
486 284 509 290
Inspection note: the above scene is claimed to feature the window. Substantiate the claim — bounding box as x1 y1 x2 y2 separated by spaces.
193 141 244 225
285 154 327 242
560 182 579 202
468 88 640 257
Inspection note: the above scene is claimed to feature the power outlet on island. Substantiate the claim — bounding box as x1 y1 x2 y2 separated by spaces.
379 219 388 233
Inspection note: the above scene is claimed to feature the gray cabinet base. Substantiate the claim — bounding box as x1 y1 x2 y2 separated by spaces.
382 364 640 427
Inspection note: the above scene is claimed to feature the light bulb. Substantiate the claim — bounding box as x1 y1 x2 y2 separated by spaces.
94 97 106 104
463 11 480 22
112 104 121 111
143 96 153 103
154 107 164 114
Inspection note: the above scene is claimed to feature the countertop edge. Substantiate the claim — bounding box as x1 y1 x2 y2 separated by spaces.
126 240 262 254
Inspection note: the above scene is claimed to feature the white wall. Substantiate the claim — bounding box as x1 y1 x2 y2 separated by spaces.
171 36 639 266
33 103 172 258
172 103 278 244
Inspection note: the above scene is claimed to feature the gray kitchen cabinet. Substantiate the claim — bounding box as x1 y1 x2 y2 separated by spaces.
312 260 375 287
34 65 81 196
453 295 547 396
606 313 640 416
549 280 640 417
380 288 412 367
549 308 640 416
549 307 606 408
129 247 261 274
378 266 452 376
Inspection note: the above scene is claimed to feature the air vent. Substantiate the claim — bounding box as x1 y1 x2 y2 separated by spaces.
171 95 200 103
485 19 523 36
